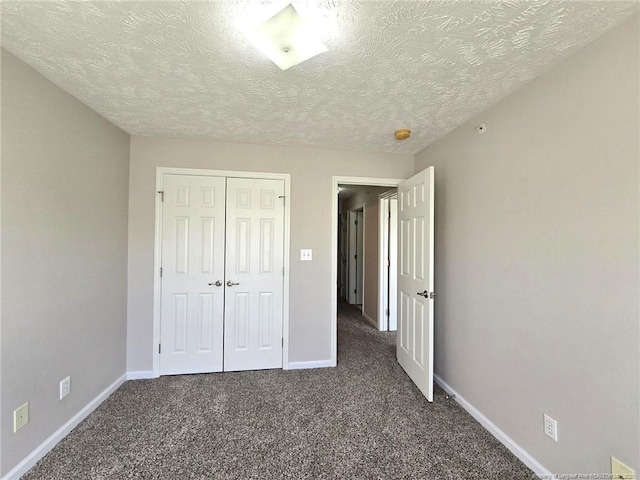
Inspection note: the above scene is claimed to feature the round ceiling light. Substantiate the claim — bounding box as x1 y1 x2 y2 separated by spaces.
395 128 411 140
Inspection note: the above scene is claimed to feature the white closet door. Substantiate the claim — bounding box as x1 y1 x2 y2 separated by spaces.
160 174 226 375
224 178 285 371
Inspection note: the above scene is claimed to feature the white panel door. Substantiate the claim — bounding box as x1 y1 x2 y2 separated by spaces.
160 174 226 375
224 178 285 371
397 167 434 401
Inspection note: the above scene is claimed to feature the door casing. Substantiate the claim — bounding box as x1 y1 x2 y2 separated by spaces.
378 192 398 331
152 167 291 377
330 176 405 366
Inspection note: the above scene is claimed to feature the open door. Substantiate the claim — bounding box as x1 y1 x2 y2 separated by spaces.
397 167 434 401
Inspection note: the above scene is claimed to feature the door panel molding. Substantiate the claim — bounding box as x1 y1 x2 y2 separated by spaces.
153 167 291 377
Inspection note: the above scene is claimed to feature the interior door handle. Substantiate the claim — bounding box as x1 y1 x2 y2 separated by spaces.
226 281 240 287
417 290 429 298
208 280 222 287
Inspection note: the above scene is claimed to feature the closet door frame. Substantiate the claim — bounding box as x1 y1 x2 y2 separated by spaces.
152 167 291 378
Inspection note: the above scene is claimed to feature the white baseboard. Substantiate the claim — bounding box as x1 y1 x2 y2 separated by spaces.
433 374 554 479
2 373 127 480
126 370 155 380
287 360 333 370
362 311 379 329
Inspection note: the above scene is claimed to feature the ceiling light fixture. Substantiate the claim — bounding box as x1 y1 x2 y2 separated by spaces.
244 3 328 71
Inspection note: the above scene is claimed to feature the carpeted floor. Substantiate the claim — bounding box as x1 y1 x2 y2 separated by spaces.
23 302 536 479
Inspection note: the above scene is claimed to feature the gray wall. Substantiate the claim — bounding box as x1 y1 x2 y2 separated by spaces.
1 50 130 476
414 15 639 475
127 137 413 372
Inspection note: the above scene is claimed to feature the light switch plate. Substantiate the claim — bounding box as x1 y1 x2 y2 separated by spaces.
300 249 312 261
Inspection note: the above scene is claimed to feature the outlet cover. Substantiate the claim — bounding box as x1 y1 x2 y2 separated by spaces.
60 376 71 400
543 414 558 442
300 249 312 261
612 457 635 479
13 402 29 432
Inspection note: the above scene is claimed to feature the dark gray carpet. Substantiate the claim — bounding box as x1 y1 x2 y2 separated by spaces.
24 302 536 479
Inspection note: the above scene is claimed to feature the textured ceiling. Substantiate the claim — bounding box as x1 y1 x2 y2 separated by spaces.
1 1 638 154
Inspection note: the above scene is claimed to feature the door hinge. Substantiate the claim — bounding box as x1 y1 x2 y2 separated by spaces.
387 260 391 267
386 308 390 317
282 338 284 347
355 220 358 225
157 190 164 202
388 211 391 219
354 289 357 294
160 267 163 277
158 344 161 354
354 254 357 260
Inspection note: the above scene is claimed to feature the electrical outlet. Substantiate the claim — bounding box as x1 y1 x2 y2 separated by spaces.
543 414 558 442
300 249 312 261
13 403 29 432
612 457 635 479
60 376 71 400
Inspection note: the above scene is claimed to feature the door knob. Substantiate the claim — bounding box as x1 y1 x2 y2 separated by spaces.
417 290 429 298
208 280 222 287
226 281 240 287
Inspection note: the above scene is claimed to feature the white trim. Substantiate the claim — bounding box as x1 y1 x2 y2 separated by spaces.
287 360 333 370
126 370 156 380
378 196 389 331
362 311 378 329
331 176 405 367
153 167 291 375
1 374 126 480
433 374 554 479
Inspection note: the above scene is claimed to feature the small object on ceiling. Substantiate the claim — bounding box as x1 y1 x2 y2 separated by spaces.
244 3 328 71
395 129 411 141
477 123 487 134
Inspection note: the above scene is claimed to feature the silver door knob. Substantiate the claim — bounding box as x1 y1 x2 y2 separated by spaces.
208 280 222 287
226 281 240 287
417 290 429 297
